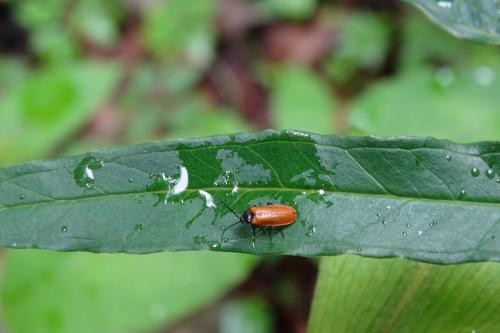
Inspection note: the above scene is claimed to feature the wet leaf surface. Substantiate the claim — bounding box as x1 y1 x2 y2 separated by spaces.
0 130 499 264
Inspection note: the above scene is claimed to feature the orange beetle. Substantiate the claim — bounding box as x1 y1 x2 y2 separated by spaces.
220 202 297 250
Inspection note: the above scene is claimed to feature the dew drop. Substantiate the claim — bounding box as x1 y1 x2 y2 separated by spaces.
387 205 391 210
497 179 500 184
357 248 362 252
459 190 466 199
418 230 423 236
406 224 411 228
471 168 480 177
446 155 451 161
486 169 495 179
222 237 229 243
382 220 387 225
134 223 143 232
19 194 25 200
61 226 68 233
12 243 17 247
437 0 452 8
207 241 221 250
318 189 325 195
73 155 104 189
376 213 381 217
128 178 134 183
402 232 407 236
432 220 438 225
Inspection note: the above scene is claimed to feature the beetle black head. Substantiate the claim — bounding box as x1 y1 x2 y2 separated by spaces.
241 209 253 224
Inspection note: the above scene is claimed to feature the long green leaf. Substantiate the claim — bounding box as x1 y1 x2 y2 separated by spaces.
405 0 500 44
309 256 500 332
0 130 499 264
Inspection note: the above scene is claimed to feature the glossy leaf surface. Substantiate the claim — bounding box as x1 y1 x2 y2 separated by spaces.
0 130 499 264
405 0 500 44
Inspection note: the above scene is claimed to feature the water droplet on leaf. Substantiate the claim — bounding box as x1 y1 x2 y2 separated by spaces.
207 241 221 250
61 226 68 233
486 169 495 179
437 0 452 8
19 194 25 200
73 155 104 189
471 168 480 177
134 224 143 232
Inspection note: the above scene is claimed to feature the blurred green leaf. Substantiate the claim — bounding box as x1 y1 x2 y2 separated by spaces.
13 0 124 61
1 250 255 333
30 25 79 63
399 13 500 71
309 255 500 332
350 65 500 142
169 100 249 139
1 131 500 263
270 66 335 134
0 62 120 164
258 0 317 21
13 0 66 28
405 0 500 44
219 297 274 333
399 13 463 70
0 58 28 96
323 12 391 83
141 0 215 93
71 0 125 47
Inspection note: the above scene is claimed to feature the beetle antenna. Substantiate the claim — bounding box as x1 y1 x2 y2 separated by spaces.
216 194 240 219
220 221 241 243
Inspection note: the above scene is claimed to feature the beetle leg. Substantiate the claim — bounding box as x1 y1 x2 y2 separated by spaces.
279 229 285 240
267 227 273 242
251 225 256 252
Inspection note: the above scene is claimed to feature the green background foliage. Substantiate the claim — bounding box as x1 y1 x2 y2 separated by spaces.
0 0 499 332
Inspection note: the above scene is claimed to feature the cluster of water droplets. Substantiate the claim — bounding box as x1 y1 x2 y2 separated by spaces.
302 217 316 238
